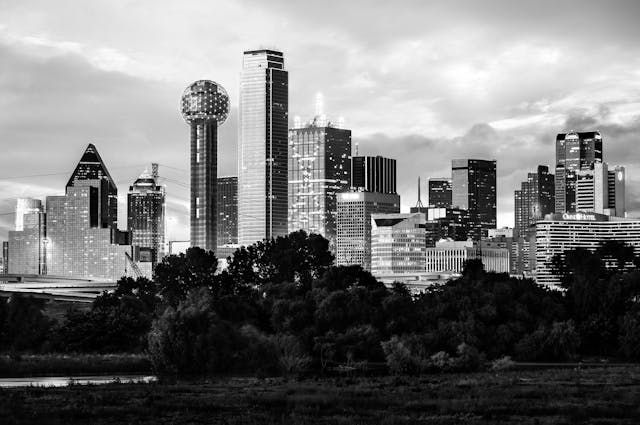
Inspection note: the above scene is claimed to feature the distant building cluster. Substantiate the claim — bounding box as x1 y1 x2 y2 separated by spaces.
1 50 636 291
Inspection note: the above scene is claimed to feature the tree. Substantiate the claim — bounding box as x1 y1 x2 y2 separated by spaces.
153 247 218 307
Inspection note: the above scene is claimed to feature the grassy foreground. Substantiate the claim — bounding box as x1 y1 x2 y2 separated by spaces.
3 366 640 424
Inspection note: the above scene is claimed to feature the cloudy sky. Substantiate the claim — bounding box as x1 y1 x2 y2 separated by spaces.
1 0 640 241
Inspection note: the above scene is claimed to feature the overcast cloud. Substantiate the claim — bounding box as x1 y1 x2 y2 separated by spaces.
1 0 639 241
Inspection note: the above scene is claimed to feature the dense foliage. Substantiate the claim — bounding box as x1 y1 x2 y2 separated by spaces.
2 231 640 375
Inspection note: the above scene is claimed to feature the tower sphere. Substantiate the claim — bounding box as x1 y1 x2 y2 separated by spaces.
181 80 230 125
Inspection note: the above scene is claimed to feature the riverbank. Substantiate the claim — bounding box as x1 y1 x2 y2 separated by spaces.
3 365 640 424
0 354 152 378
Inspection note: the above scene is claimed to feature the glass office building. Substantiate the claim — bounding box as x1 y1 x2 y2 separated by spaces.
371 212 426 277
217 176 238 246
46 144 132 281
238 49 288 246
128 168 166 265
555 131 603 213
514 165 555 238
66 144 118 230
428 178 452 208
8 209 46 275
289 120 351 249
451 159 497 240
336 191 400 271
181 80 230 252
351 156 396 194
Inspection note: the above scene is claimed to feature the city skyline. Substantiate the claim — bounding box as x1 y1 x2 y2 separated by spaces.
2 1 640 242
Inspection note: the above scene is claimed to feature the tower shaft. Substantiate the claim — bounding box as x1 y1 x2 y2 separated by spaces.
190 121 217 252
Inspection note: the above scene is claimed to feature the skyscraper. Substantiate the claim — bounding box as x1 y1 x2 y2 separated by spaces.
351 156 397 194
128 166 166 266
46 144 131 280
181 80 230 252
555 131 603 213
217 176 238 246
575 162 626 217
428 178 452 208
513 165 555 238
238 49 288 246
289 114 351 249
371 212 426 277
15 198 42 232
8 206 46 275
66 143 118 230
451 159 497 240
336 191 400 271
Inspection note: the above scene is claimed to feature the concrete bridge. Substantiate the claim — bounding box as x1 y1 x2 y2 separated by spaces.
0 274 117 303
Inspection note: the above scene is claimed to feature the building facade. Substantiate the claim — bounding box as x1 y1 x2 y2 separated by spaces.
351 156 397 194
238 49 289 246
428 177 452 208
66 144 118 230
555 131 603 213
217 176 238 246
425 240 510 274
181 80 230 252
128 168 166 266
288 120 351 249
574 162 626 217
423 207 470 246
8 209 46 275
451 159 497 240
15 198 43 232
535 213 640 287
370 213 426 277
514 165 555 238
336 191 400 271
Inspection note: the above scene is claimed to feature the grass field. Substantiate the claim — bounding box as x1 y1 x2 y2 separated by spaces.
2 365 640 424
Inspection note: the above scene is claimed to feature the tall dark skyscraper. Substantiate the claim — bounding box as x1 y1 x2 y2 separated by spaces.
428 177 452 208
351 156 397 194
238 49 288 246
181 80 230 252
514 165 555 238
555 131 603 213
66 143 118 230
128 166 166 265
452 159 497 240
289 114 351 249
217 176 238 246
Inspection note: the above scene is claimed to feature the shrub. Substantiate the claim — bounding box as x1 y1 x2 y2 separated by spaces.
490 356 516 372
381 336 414 375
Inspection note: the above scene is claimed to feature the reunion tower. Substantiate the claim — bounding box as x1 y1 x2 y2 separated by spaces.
180 80 230 252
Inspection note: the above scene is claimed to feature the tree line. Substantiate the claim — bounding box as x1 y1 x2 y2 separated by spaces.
1 231 640 375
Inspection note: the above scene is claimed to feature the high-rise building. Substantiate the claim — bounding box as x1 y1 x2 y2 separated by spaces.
423 207 471 246
128 166 166 266
1 241 8 274
336 191 400 271
608 165 626 217
217 176 238 246
181 80 230 252
555 131 603 213
535 213 640 287
371 212 426 278
428 178 452 208
238 49 288 246
451 159 497 239
66 143 118 230
351 156 397 194
514 165 555 238
15 198 42 232
8 208 46 275
46 144 132 281
289 115 351 249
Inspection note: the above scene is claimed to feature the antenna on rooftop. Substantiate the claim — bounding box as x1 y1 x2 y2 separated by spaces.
415 177 424 209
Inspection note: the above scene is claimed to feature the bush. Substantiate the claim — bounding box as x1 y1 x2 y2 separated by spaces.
272 334 311 375
490 356 516 372
381 336 414 375
147 289 243 375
